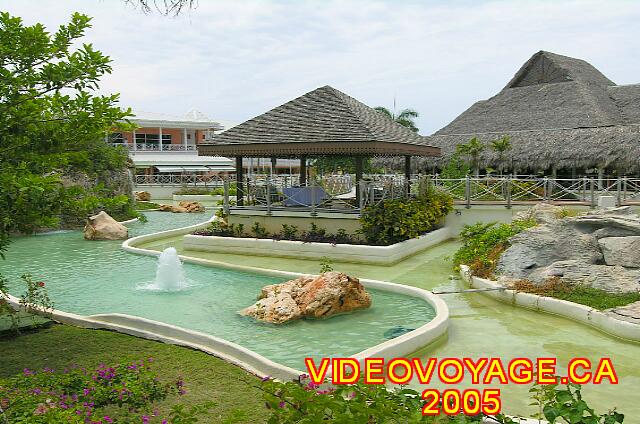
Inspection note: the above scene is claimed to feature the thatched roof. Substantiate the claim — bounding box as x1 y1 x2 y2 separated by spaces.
426 50 640 171
197 85 439 158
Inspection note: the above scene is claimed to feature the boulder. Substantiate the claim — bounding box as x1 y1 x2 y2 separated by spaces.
240 272 372 324
513 203 564 225
598 236 640 268
83 211 128 240
157 202 204 213
525 260 640 293
496 222 603 279
178 201 205 213
135 191 151 201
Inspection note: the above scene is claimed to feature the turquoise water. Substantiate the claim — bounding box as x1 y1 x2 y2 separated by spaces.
1 212 435 369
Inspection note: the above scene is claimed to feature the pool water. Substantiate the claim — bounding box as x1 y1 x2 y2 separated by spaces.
1 212 435 369
146 236 640 419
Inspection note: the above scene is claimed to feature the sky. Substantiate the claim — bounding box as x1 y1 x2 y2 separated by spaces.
3 0 640 134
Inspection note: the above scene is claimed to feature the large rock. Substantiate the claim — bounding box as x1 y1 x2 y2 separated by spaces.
158 201 204 213
496 222 603 279
524 260 640 293
513 203 564 225
598 236 640 268
83 211 128 240
240 272 372 324
496 207 640 293
135 191 151 201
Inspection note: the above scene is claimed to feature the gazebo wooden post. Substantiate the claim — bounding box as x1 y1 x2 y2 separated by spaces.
404 155 411 198
235 156 244 206
299 156 307 186
355 155 364 205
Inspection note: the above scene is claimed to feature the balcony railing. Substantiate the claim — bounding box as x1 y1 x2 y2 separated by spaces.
112 143 197 152
134 173 640 215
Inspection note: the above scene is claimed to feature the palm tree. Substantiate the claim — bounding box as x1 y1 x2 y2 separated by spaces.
456 137 485 177
374 107 420 132
490 136 512 175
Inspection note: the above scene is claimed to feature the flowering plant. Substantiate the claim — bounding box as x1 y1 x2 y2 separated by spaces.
0 360 207 423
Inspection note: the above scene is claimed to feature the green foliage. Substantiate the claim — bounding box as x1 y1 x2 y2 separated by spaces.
0 359 210 423
0 274 53 334
452 220 536 277
374 106 420 132
193 220 245 237
251 222 270 238
529 381 624 424
135 201 162 210
360 190 453 245
319 257 334 273
279 224 299 240
312 156 378 174
259 377 623 424
440 153 471 179
512 278 640 311
456 138 485 176
0 12 134 255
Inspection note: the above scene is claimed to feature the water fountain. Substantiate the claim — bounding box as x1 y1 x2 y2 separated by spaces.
141 247 189 291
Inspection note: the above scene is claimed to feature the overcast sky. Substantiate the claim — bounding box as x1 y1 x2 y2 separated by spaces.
4 0 640 134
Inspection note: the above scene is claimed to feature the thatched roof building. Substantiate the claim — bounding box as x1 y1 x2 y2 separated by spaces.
426 50 640 172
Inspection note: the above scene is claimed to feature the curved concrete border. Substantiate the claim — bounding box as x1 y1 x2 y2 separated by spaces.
460 266 640 342
182 227 452 265
9 218 449 381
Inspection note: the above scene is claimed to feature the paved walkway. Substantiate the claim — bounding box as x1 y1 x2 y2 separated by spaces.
608 301 640 324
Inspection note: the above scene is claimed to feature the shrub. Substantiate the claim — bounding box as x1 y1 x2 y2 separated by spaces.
452 219 536 278
0 274 53 333
192 221 244 237
511 277 640 310
360 190 453 245
259 377 624 423
279 224 299 240
0 360 212 423
300 223 327 243
250 222 270 238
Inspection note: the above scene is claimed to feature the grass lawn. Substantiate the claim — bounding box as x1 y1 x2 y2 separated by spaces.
0 324 268 423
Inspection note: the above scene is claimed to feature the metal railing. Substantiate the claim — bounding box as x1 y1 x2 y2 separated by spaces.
432 175 640 208
112 143 197 152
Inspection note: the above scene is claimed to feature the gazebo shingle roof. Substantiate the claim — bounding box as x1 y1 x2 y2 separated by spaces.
425 50 640 171
197 85 439 157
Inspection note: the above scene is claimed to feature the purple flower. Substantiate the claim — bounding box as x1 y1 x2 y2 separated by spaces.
261 375 272 381
32 388 42 395
23 368 34 376
142 416 150 424
103 416 113 423
278 401 286 408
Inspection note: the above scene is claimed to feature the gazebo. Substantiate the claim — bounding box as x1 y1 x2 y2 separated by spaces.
197 85 440 205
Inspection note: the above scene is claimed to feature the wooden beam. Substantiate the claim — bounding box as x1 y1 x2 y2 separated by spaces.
404 156 411 197
235 156 244 206
355 156 364 205
299 156 307 186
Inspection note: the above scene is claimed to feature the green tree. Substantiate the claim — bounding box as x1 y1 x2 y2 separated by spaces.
490 135 512 175
456 137 485 177
0 11 133 255
374 106 420 132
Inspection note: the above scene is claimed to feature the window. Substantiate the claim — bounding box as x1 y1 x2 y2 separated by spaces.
135 133 172 145
109 132 125 144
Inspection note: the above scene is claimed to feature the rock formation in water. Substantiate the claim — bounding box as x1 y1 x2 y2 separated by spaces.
240 271 372 324
83 211 128 240
135 191 151 201
496 204 640 293
158 201 204 213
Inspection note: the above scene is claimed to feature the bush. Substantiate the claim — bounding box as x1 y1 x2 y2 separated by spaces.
511 277 640 310
259 378 624 423
193 221 245 237
0 360 212 423
360 190 453 245
0 273 53 333
452 219 536 278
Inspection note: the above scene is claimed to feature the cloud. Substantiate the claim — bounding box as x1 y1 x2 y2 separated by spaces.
4 0 640 133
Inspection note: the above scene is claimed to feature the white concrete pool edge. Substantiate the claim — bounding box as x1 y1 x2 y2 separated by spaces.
182 227 452 265
121 220 450 378
5 218 448 382
459 266 640 342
